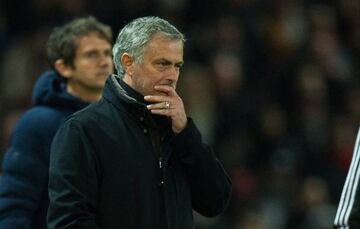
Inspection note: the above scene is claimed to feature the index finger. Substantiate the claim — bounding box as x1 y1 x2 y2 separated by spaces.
154 85 176 96
144 95 167 103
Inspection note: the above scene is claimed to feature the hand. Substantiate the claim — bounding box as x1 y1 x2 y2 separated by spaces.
144 85 187 134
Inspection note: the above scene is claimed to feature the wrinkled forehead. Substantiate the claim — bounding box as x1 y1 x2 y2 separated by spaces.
143 35 183 59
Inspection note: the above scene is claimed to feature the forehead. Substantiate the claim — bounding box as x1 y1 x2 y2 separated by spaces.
74 33 110 52
143 35 183 61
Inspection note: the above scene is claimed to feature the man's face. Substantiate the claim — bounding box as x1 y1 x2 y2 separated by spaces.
66 32 113 97
126 35 184 96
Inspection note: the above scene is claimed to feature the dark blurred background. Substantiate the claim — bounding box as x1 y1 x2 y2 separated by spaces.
0 0 359 228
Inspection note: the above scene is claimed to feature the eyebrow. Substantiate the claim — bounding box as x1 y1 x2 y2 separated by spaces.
156 58 184 66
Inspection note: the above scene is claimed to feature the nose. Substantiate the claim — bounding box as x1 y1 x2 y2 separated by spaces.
167 65 180 82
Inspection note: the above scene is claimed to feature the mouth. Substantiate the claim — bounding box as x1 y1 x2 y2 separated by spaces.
158 83 176 89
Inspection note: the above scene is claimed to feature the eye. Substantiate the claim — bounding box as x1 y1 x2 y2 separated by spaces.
104 50 111 57
157 61 169 67
154 60 170 71
85 51 99 59
175 63 183 69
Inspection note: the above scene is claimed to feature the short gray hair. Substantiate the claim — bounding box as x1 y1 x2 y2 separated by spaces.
112 16 185 75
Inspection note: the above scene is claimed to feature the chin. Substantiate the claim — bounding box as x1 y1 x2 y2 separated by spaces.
97 73 110 80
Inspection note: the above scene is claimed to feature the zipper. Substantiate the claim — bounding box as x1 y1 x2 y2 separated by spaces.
145 112 165 186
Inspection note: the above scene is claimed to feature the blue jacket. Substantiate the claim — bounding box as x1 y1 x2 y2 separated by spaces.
0 70 89 229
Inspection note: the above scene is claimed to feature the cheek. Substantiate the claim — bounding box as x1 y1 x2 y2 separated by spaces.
76 62 95 73
142 78 160 94
142 78 155 90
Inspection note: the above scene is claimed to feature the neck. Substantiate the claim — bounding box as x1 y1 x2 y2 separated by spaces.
122 74 134 90
66 83 102 102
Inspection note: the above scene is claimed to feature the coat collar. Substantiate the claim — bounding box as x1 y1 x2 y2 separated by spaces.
103 74 173 134
104 74 143 107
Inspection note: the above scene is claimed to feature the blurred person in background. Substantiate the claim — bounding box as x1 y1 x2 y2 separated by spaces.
334 126 360 228
0 16 113 229
47 16 231 229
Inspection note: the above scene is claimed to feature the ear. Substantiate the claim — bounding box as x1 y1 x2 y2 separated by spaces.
120 53 134 76
54 59 73 79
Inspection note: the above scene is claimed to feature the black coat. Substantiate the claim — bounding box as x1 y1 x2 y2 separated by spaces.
47 75 232 229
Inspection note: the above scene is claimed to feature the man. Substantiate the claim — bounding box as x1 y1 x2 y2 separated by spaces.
334 126 360 228
0 17 113 229
47 16 232 229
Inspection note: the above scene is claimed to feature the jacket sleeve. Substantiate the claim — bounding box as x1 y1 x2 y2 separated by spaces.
171 118 232 217
334 127 360 228
0 113 50 229
47 119 99 229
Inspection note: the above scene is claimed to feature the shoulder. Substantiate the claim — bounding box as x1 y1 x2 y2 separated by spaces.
16 106 69 130
9 105 72 145
68 98 118 126
59 98 128 140
4 106 69 162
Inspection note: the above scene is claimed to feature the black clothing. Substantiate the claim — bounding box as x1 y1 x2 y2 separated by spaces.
47 74 232 229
